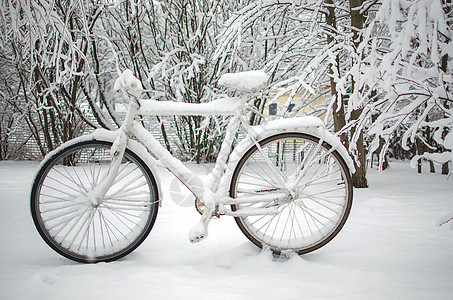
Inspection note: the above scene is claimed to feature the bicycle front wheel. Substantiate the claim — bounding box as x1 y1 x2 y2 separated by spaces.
31 140 159 263
230 133 353 255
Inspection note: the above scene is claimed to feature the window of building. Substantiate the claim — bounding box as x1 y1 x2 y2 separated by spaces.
269 103 277 115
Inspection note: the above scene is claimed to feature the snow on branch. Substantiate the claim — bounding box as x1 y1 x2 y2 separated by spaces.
347 0 453 172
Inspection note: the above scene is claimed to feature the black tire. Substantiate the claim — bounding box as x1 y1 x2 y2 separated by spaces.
31 140 159 263
230 133 353 255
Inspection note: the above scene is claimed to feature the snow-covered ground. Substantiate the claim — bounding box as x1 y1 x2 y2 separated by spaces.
0 160 452 299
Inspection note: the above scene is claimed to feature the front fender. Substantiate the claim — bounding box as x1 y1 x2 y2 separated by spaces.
38 129 163 206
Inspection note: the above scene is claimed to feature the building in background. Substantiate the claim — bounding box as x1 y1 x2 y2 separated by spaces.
265 87 330 120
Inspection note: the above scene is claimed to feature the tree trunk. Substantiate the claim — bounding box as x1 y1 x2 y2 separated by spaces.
351 108 368 187
371 113 389 170
415 137 424 173
324 0 348 148
349 0 368 187
441 53 450 175
424 124 436 173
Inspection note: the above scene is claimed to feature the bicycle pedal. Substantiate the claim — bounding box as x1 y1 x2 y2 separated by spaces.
189 234 206 243
188 222 207 243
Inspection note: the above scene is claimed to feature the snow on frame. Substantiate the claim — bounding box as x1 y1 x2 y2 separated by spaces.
137 97 244 116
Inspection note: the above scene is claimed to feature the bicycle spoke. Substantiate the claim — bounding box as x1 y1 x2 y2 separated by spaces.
41 182 83 200
248 158 280 187
66 165 90 194
52 168 87 195
296 200 336 225
106 177 148 199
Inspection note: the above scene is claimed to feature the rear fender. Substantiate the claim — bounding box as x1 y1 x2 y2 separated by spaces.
219 116 354 197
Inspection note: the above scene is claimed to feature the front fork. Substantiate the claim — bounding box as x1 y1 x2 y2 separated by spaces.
88 101 139 207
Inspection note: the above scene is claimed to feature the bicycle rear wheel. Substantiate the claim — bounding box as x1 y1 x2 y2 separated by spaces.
230 133 352 255
31 140 159 263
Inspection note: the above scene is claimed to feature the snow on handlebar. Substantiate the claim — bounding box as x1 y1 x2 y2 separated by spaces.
113 69 143 99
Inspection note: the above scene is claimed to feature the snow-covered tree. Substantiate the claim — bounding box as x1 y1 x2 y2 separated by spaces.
1 0 451 179
345 0 453 175
0 0 111 155
215 0 452 187
0 0 247 161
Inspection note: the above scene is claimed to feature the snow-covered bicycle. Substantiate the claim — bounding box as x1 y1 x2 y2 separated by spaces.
30 70 354 263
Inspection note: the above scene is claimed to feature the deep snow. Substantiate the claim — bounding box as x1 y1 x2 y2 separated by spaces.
0 160 452 299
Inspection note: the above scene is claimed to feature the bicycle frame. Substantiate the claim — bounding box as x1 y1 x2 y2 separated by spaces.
92 95 274 238
91 98 349 242
84 70 356 242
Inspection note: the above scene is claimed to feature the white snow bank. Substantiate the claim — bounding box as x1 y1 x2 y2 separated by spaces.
219 70 269 93
1 161 453 299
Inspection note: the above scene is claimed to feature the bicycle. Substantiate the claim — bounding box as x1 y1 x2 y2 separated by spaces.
30 69 354 263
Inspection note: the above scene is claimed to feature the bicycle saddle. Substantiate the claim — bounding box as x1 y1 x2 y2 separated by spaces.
219 70 269 93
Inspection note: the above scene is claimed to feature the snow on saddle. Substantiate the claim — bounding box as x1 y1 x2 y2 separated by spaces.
218 70 269 93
